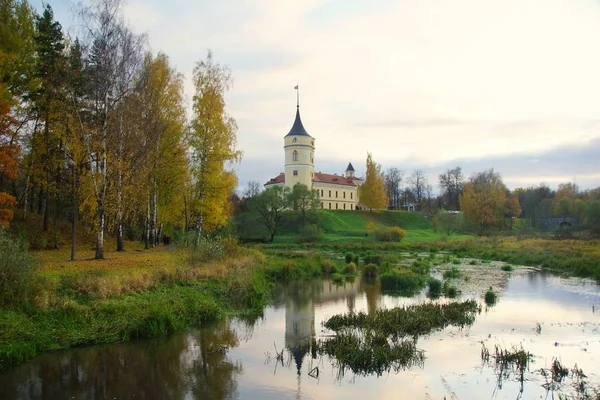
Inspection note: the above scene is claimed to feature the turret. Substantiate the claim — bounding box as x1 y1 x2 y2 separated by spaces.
284 106 315 188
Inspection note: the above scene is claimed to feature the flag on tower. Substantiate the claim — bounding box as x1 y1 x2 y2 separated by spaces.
294 85 298 89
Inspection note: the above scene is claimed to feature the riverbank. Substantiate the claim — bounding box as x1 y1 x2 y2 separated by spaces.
1 235 599 372
0 241 271 371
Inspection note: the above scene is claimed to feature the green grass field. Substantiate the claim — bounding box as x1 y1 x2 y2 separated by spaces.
235 209 472 243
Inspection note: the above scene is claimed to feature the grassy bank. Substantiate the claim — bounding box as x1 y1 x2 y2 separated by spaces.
0 238 272 371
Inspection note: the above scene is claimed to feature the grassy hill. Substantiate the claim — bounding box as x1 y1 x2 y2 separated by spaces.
234 209 468 243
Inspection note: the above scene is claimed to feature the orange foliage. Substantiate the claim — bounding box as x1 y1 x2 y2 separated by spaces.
0 100 19 180
0 192 16 227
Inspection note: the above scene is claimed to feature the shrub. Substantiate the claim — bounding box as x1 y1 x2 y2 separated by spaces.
427 278 443 298
321 259 337 275
189 236 225 264
0 230 34 307
380 270 425 295
374 226 407 242
362 263 379 278
345 252 355 264
331 273 344 284
443 281 458 298
363 254 383 266
299 224 323 243
443 267 461 279
484 287 497 305
344 262 358 275
501 265 514 272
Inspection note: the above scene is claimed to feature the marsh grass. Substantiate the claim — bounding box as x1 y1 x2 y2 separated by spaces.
324 300 479 339
443 266 461 279
485 287 497 305
317 300 478 376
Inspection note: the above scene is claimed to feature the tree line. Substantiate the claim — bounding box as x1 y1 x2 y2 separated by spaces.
236 153 600 236
0 0 240 258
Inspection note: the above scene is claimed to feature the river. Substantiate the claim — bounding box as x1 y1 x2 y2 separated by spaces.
1 269 599 399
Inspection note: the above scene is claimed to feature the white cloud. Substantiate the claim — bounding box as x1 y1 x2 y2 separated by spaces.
35 0 600 189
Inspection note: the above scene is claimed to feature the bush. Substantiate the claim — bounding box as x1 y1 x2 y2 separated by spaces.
380 270 425 295
443 267 461 279
189 235 225 264
344 262 357 275
363 254 383 266
299 224 323 243
501 265 514 272
374 226 407 242
321 259 337 275
362 263 379 278
484 287 497 305
427 278 443 298
443 281 458 298
0 230 34 307
345 252 355 264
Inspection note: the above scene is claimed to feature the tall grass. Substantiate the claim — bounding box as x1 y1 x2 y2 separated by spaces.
0 230 35 307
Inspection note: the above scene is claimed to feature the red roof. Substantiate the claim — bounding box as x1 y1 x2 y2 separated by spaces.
264 172 358 187
264 173 285 186
313 172 356 187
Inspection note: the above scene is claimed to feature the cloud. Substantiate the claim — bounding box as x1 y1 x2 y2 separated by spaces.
34 0 600 192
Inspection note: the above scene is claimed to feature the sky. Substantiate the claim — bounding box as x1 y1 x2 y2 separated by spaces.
33 0 600 193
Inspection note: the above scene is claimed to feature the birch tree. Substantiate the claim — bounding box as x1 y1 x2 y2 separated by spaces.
189 50 241 239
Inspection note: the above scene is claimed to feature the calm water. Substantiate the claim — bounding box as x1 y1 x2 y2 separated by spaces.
1 271 599 400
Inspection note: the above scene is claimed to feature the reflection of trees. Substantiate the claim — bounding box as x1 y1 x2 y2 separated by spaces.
0 320 246 400
188 321 242 400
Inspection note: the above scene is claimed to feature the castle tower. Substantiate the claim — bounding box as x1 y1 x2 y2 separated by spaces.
284 104 315 188
345 162 355 178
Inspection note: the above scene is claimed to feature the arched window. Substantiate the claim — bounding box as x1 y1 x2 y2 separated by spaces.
293 150 298 161
292 138 297 143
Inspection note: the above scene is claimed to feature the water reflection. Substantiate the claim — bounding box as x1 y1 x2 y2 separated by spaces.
1 272 599 400
0 319 247 400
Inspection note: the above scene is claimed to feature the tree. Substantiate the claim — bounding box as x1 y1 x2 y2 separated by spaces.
407 169 427 209
359 153 387 210
438 166 464 211
251 185 290 242
288 182 319 226
459 169 507 232
384 167 402 209
32 4 66 233
189 50 241 240
243 180 261 198
76 0 143 258
433 208 462 236
505 195 522 230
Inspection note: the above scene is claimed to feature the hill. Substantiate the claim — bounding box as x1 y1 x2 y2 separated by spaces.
234 209 457 243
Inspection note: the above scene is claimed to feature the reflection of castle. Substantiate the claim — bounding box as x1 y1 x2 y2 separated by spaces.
284 280 362 375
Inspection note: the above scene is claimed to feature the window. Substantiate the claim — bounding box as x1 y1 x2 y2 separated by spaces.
320 189 323 197
351 204 353 210
329 203 331 209
292 138 297 143
321 202 324 209
336 203 338 209
293 150 298 161
310 153 313 163
351 192 353 199
293 170 298 176
343 192 346 199
336 191 338 198
328 190 331 197
343 203 346 210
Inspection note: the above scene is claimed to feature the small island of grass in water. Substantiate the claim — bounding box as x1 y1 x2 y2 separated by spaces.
316 300 479 376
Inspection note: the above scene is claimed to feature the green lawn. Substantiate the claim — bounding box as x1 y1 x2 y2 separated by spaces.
235 209 472 244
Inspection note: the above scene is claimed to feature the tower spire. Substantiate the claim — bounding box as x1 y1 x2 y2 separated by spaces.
294 84 299 108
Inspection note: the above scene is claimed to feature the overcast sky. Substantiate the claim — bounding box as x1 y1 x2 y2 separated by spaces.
34 0 600 193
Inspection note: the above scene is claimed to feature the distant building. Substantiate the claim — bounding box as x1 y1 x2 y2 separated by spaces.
264 103 362 210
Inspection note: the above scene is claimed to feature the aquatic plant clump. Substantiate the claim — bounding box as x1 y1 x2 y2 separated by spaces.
317 332 424 377
485 287 497 305
324 300 479 340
